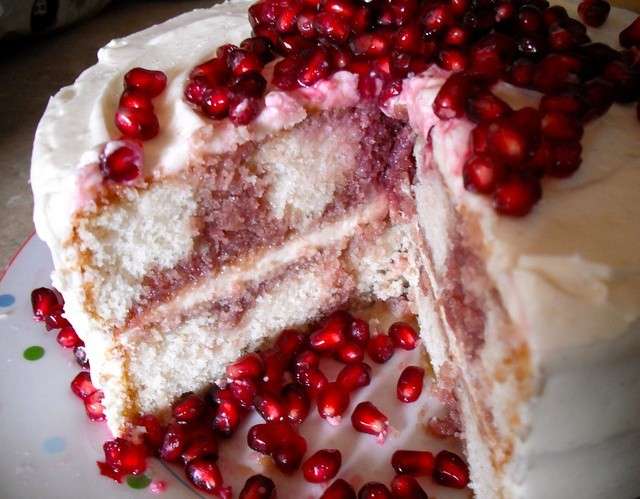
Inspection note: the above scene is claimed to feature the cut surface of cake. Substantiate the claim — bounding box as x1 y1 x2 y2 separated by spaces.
30 0 640 497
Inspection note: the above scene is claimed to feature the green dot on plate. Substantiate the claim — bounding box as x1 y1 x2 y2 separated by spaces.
23 345 45 361
126 474 151 489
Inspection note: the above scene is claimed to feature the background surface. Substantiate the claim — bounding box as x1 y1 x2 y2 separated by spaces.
0 0 638 269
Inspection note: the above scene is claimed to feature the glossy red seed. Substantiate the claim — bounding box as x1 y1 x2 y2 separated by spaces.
255 391 286 422
181 432 219 465
160 423 188 462
302 449 342 483
582 78 614 121
282 383 311 424
228 49 264 76
351 402 389 441
509 58 535 87
352 31 392 57
44 310 71 330
602 60 640 103
317 382 350 421
272 56 303 90
548 25 578 52
495 2 516 24
240 36 275 64
533 54 582 93
357 482 392 499
438 48 468 72
358 72 381 100
31 287 61 321
230 73 267 99
297 368 329 397
135 414 165 452
379 79 403 104
540 93 585 116
272 432 307 473
119 89 154 111
336 362 372 392
390 474 428 498
314 12 350 44
114 107 159 141
549 141 582 177
351 6 371 33
367 334 395 363
487 121 529 166
84 390 106 421
173 393 205 422
297 9 318 38
248 421 296 454
423 4 453 36
321 479 357 499
186 458 224 494
619 16 640 48
578 0 610 27
472 122 490 154
525 139 554 175
99 141 143 182
463 154 506 194
444 26 469 47
190 58 230 86
394 24 422 54
298 47 332 86
227 353 264 380
543 5 569 27
230 378 258 408
276 329 305 360
397 366 425 403
248 2 276 27
213 388 244 436
449 0 469 16
391 450 434 476
124 67 167 97
70 371 96 399
493 176 542 217
262 350 287 394
541 112 583 141
239 474 276 499
228 95 261 125
466 91 511 123
388 322 418 350
57 326 82 348
310 312 349 352
517 4 543 33
433 73 475 120
433 450 470 489
470 32 516 77
294 349 320 372
336 341 365 364
103 438 147 475
184 79 210 107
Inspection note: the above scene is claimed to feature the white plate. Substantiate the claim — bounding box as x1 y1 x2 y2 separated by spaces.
0 235 471 499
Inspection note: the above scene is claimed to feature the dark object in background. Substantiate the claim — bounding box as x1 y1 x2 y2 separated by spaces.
0 0 111 40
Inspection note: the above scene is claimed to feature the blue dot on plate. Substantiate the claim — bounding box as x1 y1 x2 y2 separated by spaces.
0 294 15 307
43 436 66 454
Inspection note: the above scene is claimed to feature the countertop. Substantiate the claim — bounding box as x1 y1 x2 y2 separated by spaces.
0 0 637 271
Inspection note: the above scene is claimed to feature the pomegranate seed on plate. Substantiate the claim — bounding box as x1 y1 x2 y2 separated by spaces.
541 111 583 141
578 0 611 27
184 79 210 107
391 450 435 475
119 89 154 111
172 393 205 422
190 58 230 86
44 310 71 330
160 423 188 462
358 482 392 499
294 349 320 372
123 67 167 97
135 414 165 452
213 387 244 436
314 12 351 44
487 120 529 166
493 176 542 217
57 326 82 348
390 474 428 498
466 91 511 123
31 287 61 321
261 350 287 394
103 437 147 475
336 341 365 364
255 390 285 422
282 382 311 424
229 378 258 408
186 458 226 494
540 93 585 116
463 154 506 194
201 86 232 120
549 141 582 178
517 4 543 33
388 322 418 350
84 390 106 421
438 48 468 72
302 449 342 483
367 334 395 363
433 450 470 488
298 46 332 86
227 353 264 380
228 49 264 76
351 401 389 441
508 58 534 87
239 474 276 499
275 329 305 360
336 362 372 392
296 367 329 397
310 318 347 352
320 478 357 499
181 431 219 465
619 16 640 48
70 371 96 399
543 5 569 27
317 382 350 421
397 366 425 403
433 73 475 120
240 36 275 64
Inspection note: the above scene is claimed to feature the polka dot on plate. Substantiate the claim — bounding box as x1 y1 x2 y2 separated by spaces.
0 294 15 307
43 436 66 454
23 345 45 361
127 474 151 489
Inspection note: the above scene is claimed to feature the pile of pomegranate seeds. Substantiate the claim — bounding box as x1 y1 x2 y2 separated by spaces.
176 0 639 217
31 291 471 497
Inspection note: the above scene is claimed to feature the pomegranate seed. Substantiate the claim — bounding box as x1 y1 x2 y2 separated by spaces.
278 33 314 54
100 140 143 182
548 25 578 52
123 67 166 97
240 36 275 64
321 479 356 499
70 371 96 399
379 79 403 104
228 49 264 76
84 390 106 421
239 474 276 499
397 366 425 403
317 382 350 421
325 0 355 19
517 34 548 61
213 387 244 436
248 421 293 454
422 4 453 36
298 47 332 86
533 54 582 93
31 287 61 321
184 79 210 107
302 449 342 483
517 4 543 33
357 482 392 499
509 106 542 139
495 2 516 24
217 43 239 62
272 56 303 90
540 93 585 116
367 334 394 363
433 450 470 489
119 89 153 111
272 432 308 473
255 25 279 44
351 6 371 33
314 12 350 44
190 58 230 86
394 24 422 54
543 5 569 27
463 154 506 194
275 3 302 33
276 329 305 360
262 350 287 394
255 390 286 422
470 32 516 77
297 10 318 38
390 475 428 498
181 432 219 465
487 120 529 166
294 349 320 372
602 60 640 103
329 46 352 69
114 107 159 141
44 309 71 330
472 122 490 154
97 460 124 483
526 139 554 175
57 326 82 348
540 111 583 142
202 87 233 117
582 78 614 121
433 73 475 120
549 141 582 177
296 367 329 397
74 345 90 368
230 73 267 98
438 48 468 72
351 402 388 441
449 0 469 17
227 353 264 380
186 458 225 494
493 176 542 217
358 72 381 100
391 450 434 475
230 378 258 408
173 393 205 422
619 16 640 48
466 91 511 123
249 2 276 27
103 438 147 475
509 58 535 87
388 322 419 350
352 32 392 57
336 341 365 364
282 383 311 424
336 362 372 392
135 414 165 452
310 315 348 352
160 423 188 462
228 95 261 125
444 26 469 47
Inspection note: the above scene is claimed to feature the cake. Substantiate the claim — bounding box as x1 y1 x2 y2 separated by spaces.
30 0 640 497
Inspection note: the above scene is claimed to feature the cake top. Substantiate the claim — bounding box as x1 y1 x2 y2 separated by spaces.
31 0 640 355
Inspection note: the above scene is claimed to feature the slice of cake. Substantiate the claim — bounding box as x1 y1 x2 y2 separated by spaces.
31 0 640 497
